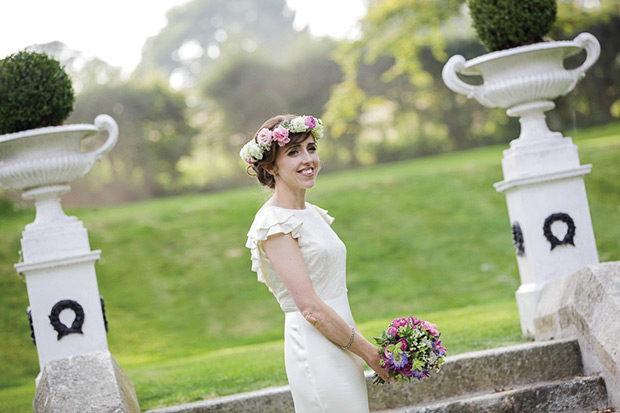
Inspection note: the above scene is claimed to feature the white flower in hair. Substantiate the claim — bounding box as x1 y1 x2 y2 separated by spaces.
248 142 265 161
240 140 264 164
289 116 307 133
312 119 324 140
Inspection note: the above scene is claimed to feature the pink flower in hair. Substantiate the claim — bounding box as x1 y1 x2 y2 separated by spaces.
272 127 290 146
304 116 317 129
257 128 273 146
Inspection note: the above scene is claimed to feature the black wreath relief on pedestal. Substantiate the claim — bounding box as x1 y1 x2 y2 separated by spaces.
49 299 85 340
543 213 576 251
100 295 109 333
511 222 525 257
27 307 36 346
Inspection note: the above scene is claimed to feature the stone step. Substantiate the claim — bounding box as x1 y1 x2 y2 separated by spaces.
146 339 603 413
375 375 609 413
367 339 585 410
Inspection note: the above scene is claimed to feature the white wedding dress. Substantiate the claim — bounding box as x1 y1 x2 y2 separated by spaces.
246 203 369 412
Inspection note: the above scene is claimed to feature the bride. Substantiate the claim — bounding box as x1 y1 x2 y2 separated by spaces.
243 114 391 412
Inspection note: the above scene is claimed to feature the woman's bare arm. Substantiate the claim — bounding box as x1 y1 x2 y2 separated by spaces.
263 232 390 382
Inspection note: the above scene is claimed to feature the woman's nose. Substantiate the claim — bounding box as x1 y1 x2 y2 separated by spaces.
301 149 313 162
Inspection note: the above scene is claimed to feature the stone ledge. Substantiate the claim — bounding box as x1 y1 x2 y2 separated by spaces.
145 385 293 413
534 261 620 408
146 339 582 413
376 375 608 413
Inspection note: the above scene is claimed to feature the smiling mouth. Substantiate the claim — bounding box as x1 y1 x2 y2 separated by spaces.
299 168 314 177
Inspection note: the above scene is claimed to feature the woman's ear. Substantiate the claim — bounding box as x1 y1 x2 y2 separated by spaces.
265 165 278 176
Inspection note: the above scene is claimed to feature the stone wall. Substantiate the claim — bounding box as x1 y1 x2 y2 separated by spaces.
534 261 620 408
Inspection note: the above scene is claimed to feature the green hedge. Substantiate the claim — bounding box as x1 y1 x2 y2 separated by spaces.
0 51 74 135
468 0 557 51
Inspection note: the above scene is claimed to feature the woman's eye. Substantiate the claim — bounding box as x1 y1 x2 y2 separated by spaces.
287 149 299 156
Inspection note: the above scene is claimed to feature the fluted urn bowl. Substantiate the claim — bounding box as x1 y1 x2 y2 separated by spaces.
0 115 118 191
442 33 600 110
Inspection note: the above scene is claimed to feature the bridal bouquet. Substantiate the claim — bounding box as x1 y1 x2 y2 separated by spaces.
373 315 446 384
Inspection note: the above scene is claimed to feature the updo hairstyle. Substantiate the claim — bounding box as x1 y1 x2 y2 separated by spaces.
247 114 313 189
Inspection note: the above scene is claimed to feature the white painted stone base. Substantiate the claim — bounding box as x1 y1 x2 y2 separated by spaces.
33 350 140 413
515 283 543 337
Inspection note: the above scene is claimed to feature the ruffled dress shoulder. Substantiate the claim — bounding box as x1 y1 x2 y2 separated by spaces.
245 202 346 312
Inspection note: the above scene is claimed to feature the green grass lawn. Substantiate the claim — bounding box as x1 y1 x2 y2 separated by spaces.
1 121 620 411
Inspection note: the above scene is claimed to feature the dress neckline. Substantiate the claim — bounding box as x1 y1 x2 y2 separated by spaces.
263 202 311 211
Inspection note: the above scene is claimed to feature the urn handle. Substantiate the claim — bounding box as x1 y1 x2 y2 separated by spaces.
569 32 600 80
442 55 495 108
87 114 119 163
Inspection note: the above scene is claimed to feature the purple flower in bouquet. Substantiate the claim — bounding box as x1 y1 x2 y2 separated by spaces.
392 349 408 369
398 338 408 350
373 314 446 384
412 368 427 380
433 339 447 356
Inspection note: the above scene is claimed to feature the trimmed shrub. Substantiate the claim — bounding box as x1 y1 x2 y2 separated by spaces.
468 0 558 51
0 50 75 135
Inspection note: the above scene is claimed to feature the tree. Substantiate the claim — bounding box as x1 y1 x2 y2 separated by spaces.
135 0 303 89
324 0 619 167
68 81 196 203
203 38 342 138
549 2 620 129
324 0 519 166
172 38 343 189
26 41 123 93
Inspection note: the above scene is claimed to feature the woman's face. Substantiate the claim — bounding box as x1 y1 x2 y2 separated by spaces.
273 135 320 192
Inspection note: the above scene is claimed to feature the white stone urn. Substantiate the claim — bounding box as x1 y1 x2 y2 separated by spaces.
442 33 601 337
0 114 118 229
442 32 600 112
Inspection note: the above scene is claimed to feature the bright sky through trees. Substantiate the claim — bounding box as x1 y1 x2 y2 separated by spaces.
0 0 366 74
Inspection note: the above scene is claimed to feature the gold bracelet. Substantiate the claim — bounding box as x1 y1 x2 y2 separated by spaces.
341 327 355 350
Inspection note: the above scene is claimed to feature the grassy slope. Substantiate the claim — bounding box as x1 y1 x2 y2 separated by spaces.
1 121 619 411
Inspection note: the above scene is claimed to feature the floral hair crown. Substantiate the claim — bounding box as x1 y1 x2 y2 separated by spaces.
240 115 323 165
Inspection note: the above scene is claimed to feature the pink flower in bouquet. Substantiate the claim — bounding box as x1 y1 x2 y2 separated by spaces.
434 339 447 355
392 317 408 328
304 116 317 129
272 127 290 146
387 326 398 336
422 321 439 337
409 315 422 326
398 338 408 350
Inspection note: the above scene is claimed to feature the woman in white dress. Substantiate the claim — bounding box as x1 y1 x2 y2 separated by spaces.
242 114 391 412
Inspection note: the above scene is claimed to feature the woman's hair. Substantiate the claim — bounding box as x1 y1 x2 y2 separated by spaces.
247 114 313 189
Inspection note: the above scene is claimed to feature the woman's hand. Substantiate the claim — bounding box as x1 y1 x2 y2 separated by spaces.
363 345 393 382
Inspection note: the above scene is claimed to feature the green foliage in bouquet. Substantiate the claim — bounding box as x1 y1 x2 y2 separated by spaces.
0 50 75 135
467 0 558 51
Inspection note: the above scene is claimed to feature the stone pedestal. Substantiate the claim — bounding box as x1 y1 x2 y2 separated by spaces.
0 116 140 410
442 33 601 337
34 350 140 413
494 107 599 335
